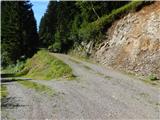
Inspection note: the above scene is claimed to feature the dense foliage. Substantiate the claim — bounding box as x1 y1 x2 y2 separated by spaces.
2 1 151 67
1 1 39 67
39 1 132 52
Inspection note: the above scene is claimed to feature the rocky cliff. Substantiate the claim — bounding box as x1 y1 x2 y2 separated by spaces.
94 2 160 78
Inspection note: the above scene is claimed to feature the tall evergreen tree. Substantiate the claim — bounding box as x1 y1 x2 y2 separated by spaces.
1 1 39 66
38 1 129 53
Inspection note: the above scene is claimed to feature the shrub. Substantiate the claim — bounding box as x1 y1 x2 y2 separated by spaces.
48 42 61 53
148 74 158 81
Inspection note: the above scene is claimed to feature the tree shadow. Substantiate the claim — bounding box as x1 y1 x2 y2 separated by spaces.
1 73 32 83
1 73 16 78
1 97 28 109
1 78 31 83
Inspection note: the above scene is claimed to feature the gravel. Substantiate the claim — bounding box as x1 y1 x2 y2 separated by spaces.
1 54 160 120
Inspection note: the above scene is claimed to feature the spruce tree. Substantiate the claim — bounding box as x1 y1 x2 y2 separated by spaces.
1 1 39 66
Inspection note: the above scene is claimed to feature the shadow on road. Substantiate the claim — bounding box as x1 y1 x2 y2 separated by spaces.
1 97 28 109
1 73 32 83
1 78 31 83
1 73 16 78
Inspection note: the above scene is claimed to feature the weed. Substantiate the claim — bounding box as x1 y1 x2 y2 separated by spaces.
0 85 8 99
18 80 55 96
148 74 158 81
18 50 73 80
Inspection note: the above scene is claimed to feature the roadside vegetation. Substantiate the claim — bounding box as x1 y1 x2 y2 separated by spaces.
0 85 8 99
1 1 154 82
39 1 152 53
18 80 55 96
2 50 74 80
147 74 158 81
17 50 73 80
79 1 148 41
143 74 159 86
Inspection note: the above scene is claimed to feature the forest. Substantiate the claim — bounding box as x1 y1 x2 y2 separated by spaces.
1 0 148 67
1 1 159 119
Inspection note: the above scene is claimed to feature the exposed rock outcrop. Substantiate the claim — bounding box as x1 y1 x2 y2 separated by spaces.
94 2 160 78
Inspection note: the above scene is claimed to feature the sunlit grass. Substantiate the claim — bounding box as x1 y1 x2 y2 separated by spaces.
19 50 73 80
18 80 55 96
0 85 8 99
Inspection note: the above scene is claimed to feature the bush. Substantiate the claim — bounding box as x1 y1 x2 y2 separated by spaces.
148 74 158 81
48 42 61 53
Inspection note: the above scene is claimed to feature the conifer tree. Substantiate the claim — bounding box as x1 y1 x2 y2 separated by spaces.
1 1 38 66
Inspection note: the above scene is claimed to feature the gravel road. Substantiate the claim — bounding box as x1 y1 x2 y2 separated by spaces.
1 53 160 120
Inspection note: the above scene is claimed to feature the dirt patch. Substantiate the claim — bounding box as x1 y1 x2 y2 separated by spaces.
94 2 160 79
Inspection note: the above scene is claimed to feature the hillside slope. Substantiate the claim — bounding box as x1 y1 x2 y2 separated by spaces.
94 2 160 78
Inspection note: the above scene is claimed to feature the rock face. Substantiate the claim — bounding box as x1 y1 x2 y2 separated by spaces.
94 2 160 78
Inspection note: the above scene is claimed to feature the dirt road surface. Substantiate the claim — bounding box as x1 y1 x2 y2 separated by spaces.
2 54 160 120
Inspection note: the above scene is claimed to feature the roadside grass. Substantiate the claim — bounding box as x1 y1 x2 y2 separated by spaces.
147 74 158 81
18 80 55 96
144 74 159 86
18 50 73 80
0 85 8 99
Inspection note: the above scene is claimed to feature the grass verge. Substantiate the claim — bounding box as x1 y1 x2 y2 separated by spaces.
18 50 73 80
18 80 55 96
0 85 8 99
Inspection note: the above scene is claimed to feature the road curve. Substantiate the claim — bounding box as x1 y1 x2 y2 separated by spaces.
2 53 160 120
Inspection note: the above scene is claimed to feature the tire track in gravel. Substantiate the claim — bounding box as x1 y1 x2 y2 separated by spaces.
2 53 159 119
2 82 57 120
32 53 160 119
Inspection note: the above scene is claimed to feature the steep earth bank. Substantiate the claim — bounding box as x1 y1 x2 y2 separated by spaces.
74 2 160 79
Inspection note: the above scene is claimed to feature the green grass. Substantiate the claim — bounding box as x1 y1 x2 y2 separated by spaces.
18 80 55 96
143 74 159 86
147 74 158 81
0 85 8 99
18 50 73 80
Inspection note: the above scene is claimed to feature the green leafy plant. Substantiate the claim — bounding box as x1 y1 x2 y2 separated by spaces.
148 74 158 81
